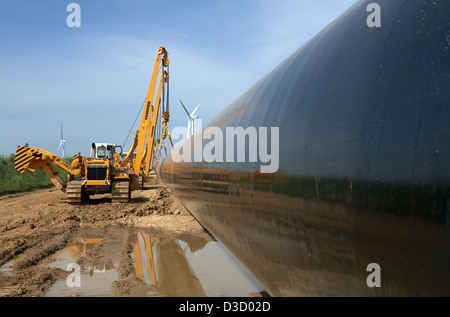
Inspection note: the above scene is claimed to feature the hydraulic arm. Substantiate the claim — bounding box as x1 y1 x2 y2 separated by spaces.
14 145 85 192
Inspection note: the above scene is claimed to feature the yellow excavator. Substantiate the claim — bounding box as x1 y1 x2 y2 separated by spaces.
14 46 172 204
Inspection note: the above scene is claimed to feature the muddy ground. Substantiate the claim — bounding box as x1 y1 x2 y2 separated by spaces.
0 175 212 297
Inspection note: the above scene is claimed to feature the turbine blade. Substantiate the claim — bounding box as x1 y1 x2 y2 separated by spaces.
179 100 190 117
190 104 200 116
60 123 63 139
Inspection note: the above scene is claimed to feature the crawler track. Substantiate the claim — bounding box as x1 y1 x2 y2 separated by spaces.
112 181 130 203
66 180 83 204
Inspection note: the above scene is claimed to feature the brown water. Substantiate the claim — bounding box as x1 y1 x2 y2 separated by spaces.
44 235 118 297
44 229 264 297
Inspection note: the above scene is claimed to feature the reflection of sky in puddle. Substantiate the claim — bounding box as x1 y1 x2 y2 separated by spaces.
0 261 13 276
178 239 263 297
45 263 119 297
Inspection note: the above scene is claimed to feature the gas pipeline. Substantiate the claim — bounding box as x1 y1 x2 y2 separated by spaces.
155 0 450 296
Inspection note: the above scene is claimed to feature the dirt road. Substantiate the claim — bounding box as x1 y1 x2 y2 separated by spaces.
0 176 210 297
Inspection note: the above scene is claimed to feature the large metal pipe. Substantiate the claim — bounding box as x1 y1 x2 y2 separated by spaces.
156 0 450 296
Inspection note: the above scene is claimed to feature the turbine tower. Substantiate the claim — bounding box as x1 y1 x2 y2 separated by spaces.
179 100 200 139
57 123 67 159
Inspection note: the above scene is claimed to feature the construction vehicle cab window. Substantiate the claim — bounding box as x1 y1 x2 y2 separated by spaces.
14 46 172 204
91 143 122 160
98 146 107 158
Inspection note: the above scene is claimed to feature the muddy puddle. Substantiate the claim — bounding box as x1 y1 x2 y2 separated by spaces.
0 262 13 276
44 234 119 297
40 228 264 297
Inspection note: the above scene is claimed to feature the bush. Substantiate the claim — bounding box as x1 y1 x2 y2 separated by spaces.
0 154 72 196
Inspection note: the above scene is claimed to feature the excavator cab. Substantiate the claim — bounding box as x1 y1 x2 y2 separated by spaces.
90 143 120 159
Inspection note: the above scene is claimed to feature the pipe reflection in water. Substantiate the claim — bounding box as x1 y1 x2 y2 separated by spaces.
156 0 450 296
132 232 264 297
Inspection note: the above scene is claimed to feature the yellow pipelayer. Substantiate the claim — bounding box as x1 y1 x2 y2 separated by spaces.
14 46 171 204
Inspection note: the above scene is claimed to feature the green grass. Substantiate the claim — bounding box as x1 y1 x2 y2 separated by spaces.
0 154 72 196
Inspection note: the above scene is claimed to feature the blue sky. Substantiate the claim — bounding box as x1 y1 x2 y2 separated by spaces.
0 0 357 157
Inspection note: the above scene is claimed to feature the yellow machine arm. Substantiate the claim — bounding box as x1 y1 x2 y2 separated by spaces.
14 145 84 192
131 46 170 177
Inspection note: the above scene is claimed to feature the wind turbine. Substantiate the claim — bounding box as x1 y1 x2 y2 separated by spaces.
57 123 67 159
179 100 200 139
